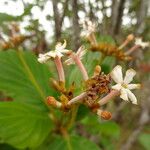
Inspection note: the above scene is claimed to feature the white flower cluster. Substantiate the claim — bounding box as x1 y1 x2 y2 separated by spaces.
38 40 87 64
80 19 96 38
38 40 69 63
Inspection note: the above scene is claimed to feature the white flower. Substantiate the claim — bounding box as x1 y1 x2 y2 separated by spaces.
65 46 86 65
135 38 149 49
110 65 141 104
81 19 96 37
37 53 50 63
54 40 70 57
38 40 69 63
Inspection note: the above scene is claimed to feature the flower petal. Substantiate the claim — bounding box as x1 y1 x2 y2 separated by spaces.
38 54 49 63
112 83 122 91
80 49 86 58
135 38 142 46
55 43 62 50
120 88 128 101
55 40 67 51
65 46 86 65
47 51 56 58
124 68 136 84
135 38 149 49
126 89 137 104
77 46 86 58
80 30 89 37
110 65 123 84
81 19 96 37
127 84 141 90
39 54 44 57
65 58 74 65
56 51 63 58
62 40 67 49
77 46 83 55
60 49 70 53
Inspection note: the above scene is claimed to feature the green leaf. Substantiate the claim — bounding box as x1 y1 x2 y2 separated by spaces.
82 115 120 138
84 51 101 76
0 144 16 150
76 105 89 121
20 4 33 18
0 50 56 108
0 102 52 149
98 121 120 138
38 135 101 150
66 65 84 94
0 13 18 24
96 35 115 45
138 133 150 150
101 56 115 74
99 137 116 150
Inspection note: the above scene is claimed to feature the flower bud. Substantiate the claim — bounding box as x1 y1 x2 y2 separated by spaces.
127 34 134 41
97 109 112 120
46 96 62 108
93 65 101 76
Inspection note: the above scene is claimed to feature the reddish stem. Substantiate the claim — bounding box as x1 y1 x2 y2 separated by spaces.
98 90 120 105
125 45 140 55
71 54 89 81
54 56 65 82
68 92 87 105
119 40 129 49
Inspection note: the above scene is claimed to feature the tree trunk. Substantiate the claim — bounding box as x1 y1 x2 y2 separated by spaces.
136 0 148 34
72 0 80 50
110 0 126 36
52 0 61 41
52 0 69 41
110 0 119 35
89 0 95 21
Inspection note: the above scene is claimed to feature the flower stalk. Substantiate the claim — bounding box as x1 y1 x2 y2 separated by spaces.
54 56 65 82
98 90 120 105
68 92 87 105
125 45 140 55
87 33 97 45
119 34 134 50
125 38 149 55
70 53 89 81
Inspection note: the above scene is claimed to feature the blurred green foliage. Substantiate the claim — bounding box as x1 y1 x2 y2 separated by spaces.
138 133 150 150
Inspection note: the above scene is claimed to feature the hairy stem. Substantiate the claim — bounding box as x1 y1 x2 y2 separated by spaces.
125 45 140 55
68 92 87 105
89 33 97 45
119 40 129 49
66 105 79 129
98 90 120 105
71 54 89 81
61 127 72 150
54 56 65 82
